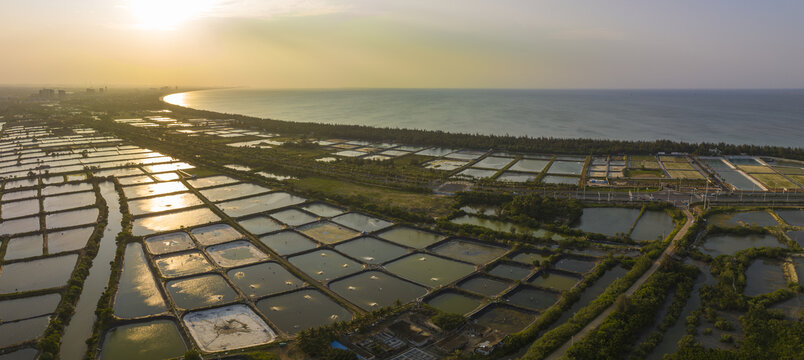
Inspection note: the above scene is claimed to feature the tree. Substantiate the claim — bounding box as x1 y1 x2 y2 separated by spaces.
184 349 202 360
431 312 465 331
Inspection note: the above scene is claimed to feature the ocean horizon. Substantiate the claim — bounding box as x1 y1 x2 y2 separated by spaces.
165 88 804 148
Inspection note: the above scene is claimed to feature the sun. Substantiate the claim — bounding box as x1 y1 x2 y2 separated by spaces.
128 0 217 30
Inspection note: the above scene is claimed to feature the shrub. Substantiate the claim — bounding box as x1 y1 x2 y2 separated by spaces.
431 312 465 331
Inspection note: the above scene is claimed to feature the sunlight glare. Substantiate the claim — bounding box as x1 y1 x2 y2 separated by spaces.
128 0 218 30
163 93 187 106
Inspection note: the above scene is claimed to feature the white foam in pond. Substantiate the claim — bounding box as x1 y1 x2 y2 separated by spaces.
183 304 276 352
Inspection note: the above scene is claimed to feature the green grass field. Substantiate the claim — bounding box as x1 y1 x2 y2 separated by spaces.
662 161 694 170
789 175 804 187
749 173 800 189
659 156 687 162
666 170 704 179
291 176 454 217
630 160 661 169
626 169 664 178
738 165 774 173
774 166 804 175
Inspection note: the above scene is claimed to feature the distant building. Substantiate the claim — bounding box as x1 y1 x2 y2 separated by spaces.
38 88 55 98
86 88 95 94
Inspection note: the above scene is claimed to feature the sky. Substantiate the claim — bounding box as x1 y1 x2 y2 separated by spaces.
1 0 804 89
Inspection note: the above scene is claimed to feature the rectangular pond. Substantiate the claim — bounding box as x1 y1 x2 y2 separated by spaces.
216 192 306 218
776 209 804 227
574 207 642 237
488 262 533 280
334 237 409 264
630 210 676 241
709 211 778 227
256 289 353 335
541 175 579 185
45 207 98 229
553 257 597 274
329 270 427 310
458 275 513 297
185 175 239 189
0 254 78 294
384 253 476 287
190 223 244 246
132 208 220 236
288 249 362 282
376 226 444 249
205 240 269 268
227 262 304 298
426 291 483 315
528 271 581 292
99 320 187 360
497 172 539 183
504 285 560 311
166 273 238 310
301 203 345 218
154 251 214 278
123 181 188 199
144 232 196 255
473 156 515 170
509 159 549 173
269 208 318 227
2 198 39 219
199 183 272 202
455 168 498 179
331 213 393 233
127 192 203 216
297 221 361 245
0 315 51 349
546 161 584 175
3 234 44 260
0 216 41 235
431 239 508 265
1 189 37 202
113 243 167 318
182 304 276 352
41 182 93 196
510 251 551 266
259 231 318 256
47 226 94 254
699 234 786 257
238 215 285 235
117 175 154 186
0 293 60 323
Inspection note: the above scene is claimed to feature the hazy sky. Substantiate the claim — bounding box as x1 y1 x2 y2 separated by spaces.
2 0 803 88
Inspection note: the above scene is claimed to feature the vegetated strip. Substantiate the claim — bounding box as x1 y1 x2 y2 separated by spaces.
154 91 804 159
516 213 690 359
38 175 109 360
563 260 699 359
83 177 132 360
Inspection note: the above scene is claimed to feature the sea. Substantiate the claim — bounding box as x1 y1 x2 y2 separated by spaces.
164 89 804 147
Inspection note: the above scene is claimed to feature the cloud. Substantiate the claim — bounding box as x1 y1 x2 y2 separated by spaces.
208 0 346 19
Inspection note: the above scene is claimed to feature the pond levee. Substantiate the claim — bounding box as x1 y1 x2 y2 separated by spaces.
60 182 123 360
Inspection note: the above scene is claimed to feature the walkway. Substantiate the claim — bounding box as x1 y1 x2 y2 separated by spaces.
544 209 695 360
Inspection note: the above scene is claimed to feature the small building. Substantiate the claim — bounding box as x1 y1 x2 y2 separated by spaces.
474 331 507 355
389 320 433 347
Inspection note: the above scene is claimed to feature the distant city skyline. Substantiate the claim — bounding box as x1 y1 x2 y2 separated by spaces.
2 0 804 89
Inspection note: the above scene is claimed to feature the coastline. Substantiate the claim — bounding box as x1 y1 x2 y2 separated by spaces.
161 89 804 152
